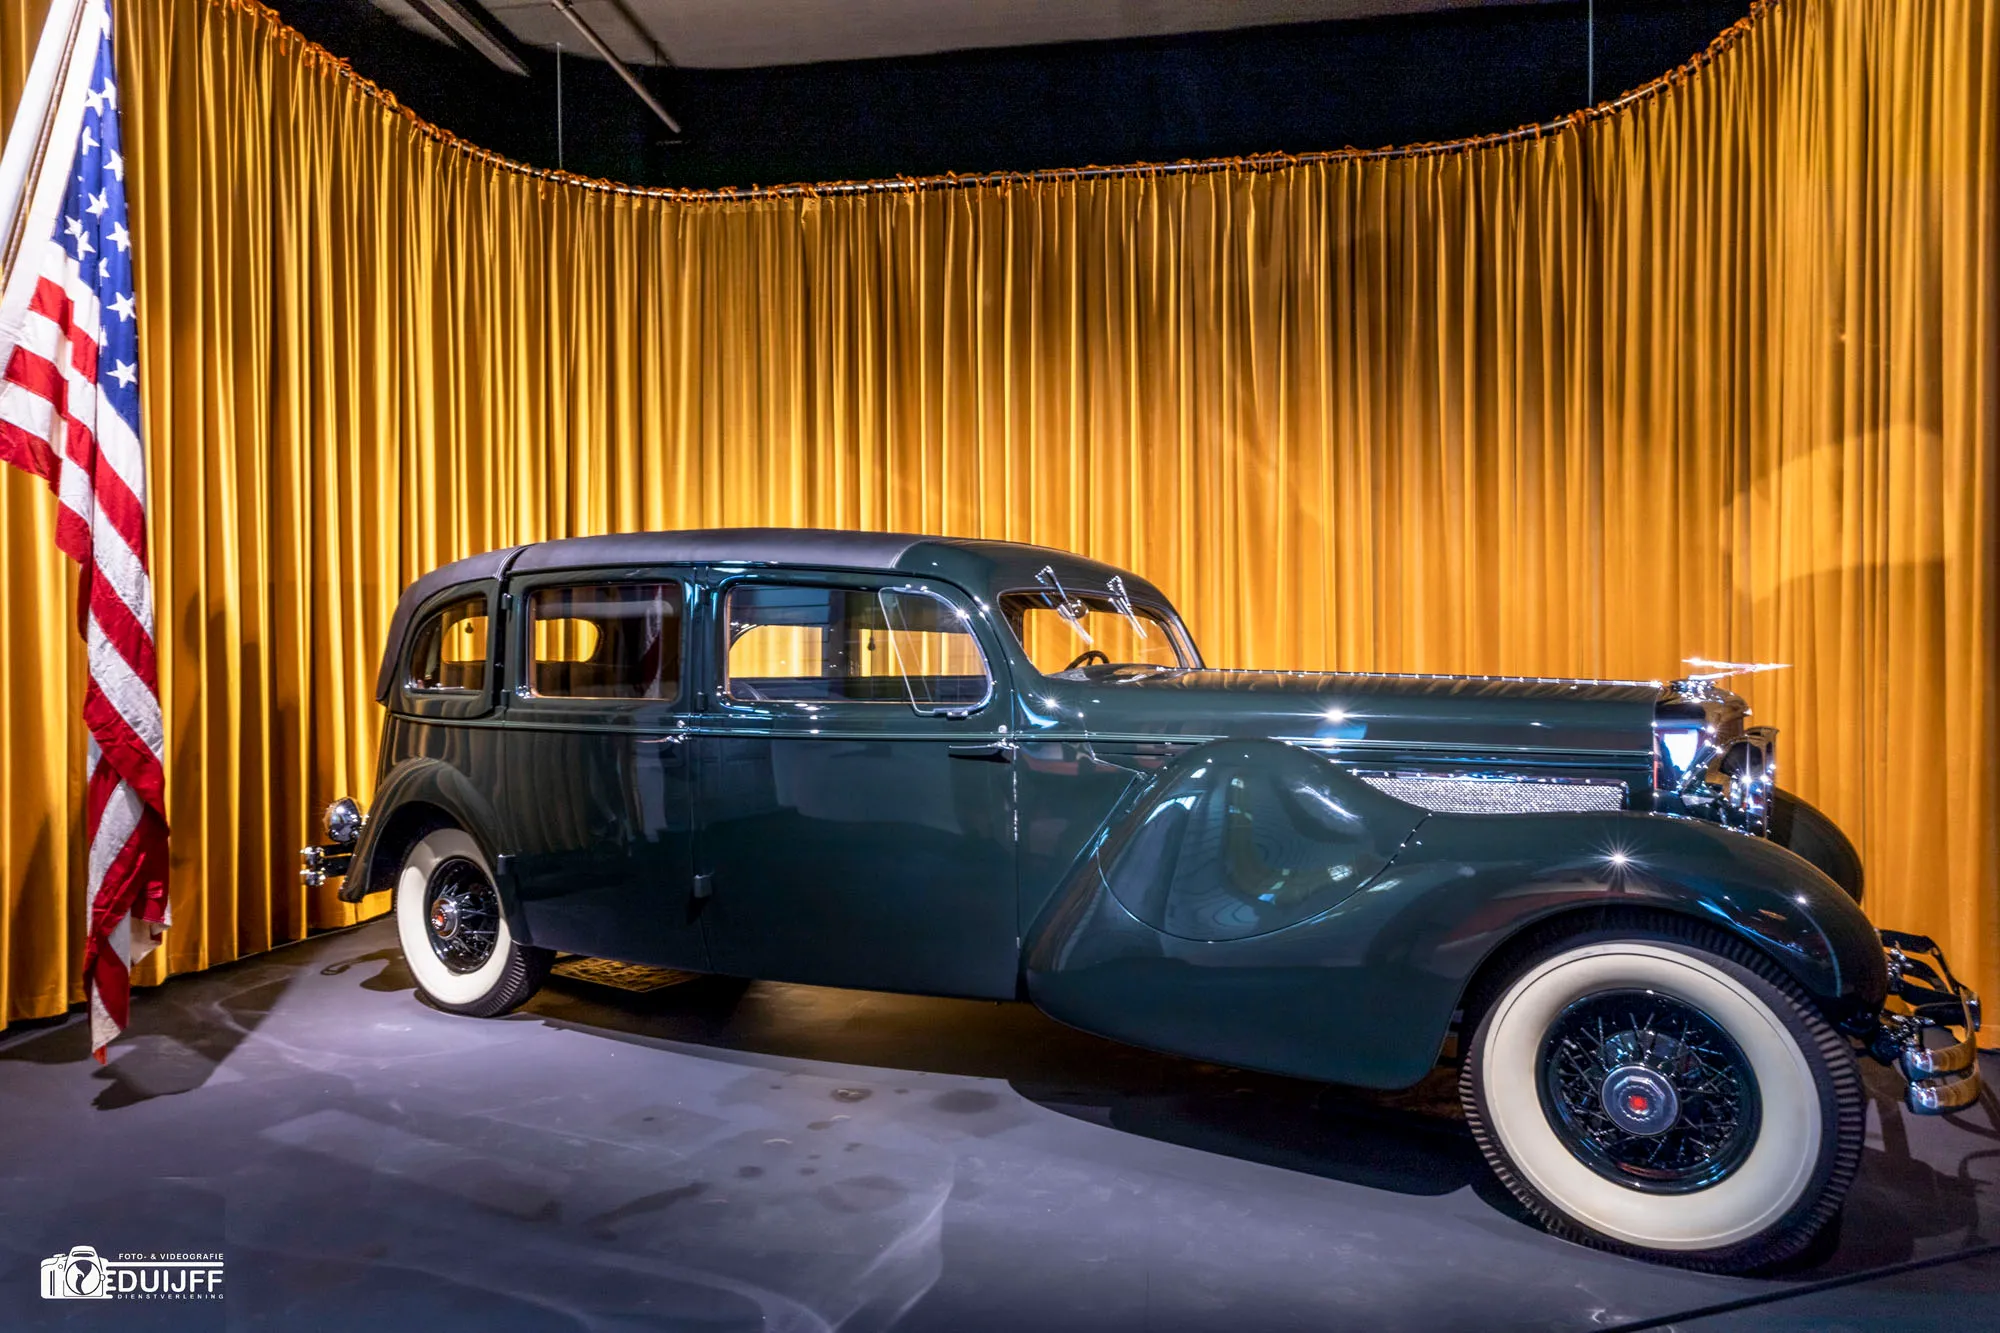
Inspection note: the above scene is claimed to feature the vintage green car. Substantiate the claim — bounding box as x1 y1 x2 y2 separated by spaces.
304 528 1980 1272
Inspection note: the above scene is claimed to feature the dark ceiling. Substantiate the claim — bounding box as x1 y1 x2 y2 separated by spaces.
263 0 1755 189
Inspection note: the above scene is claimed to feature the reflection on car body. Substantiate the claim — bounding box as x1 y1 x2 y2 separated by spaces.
302 527 1981 1273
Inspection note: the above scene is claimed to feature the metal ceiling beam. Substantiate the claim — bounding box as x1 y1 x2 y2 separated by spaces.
407 0 530 76
547 0 683 135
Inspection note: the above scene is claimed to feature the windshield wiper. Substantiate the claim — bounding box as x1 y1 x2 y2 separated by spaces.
1106 575 1151 643
1036 565 1094 643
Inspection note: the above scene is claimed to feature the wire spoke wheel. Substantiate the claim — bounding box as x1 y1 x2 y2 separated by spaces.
422 856 503 974
1536 989 1760 1193
1460 917 1866 1271
396 827 552 1017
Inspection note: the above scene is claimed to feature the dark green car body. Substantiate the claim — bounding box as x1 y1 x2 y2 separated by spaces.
334 528 1888 1091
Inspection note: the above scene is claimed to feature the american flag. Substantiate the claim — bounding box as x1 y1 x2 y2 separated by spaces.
0 0 167 1061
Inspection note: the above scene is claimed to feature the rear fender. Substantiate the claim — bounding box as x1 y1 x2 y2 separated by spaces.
340 756 509 911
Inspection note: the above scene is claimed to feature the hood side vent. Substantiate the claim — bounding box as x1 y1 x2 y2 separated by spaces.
1356 772 1627 815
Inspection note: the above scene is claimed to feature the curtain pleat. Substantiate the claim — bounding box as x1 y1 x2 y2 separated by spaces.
0 0 1994 1026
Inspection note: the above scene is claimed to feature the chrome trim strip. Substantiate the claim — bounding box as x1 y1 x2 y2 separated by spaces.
380 719 1653 759
1286 735 1654 759
1196 668 1663 688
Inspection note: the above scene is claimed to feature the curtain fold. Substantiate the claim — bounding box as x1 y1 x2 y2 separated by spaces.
1 0 1994 1027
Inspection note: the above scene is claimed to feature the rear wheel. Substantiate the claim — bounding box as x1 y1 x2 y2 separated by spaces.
1461 919 1864 1271
395 828 551 1017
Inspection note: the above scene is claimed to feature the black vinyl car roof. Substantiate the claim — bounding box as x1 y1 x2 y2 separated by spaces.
375 527 1171 702
508 527 928 574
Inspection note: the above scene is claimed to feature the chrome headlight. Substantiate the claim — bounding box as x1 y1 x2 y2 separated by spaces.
1719 727 1778 836
1654 723 1709 789
323 797 364 846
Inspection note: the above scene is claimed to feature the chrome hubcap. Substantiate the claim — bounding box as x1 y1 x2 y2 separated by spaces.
1600 1064 1680 1136
423 858 500 975
1537 989 1760 1193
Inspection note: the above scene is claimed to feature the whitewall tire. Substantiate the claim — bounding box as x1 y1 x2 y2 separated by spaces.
395 827 551 1017
1460 918 1864 1272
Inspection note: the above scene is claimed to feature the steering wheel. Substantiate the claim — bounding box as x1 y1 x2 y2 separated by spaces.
1062 649 1111 672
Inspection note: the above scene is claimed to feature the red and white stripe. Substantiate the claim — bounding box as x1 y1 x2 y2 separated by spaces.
0 243 168 1060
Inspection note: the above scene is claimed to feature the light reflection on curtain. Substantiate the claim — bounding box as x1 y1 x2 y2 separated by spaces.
0 0 1993 1025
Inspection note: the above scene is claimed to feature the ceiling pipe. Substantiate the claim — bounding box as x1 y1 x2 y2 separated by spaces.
598 0 675 70
546 0 683 136
406 0 529 76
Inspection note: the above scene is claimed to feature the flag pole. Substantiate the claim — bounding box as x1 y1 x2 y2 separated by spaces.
0 0 86 280
0 0 169 1062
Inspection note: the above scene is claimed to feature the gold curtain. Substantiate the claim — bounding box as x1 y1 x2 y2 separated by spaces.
1 0 1994 1028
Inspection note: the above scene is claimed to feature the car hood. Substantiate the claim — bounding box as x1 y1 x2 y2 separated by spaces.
1026 667 1664 762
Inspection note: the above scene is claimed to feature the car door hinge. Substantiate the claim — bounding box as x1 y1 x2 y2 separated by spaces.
948 740 1017 763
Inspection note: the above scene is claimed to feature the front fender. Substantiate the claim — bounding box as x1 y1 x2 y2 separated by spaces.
1075 738 1426 944
338 755 508 904
1025 749 1887 1090
1400 811 1890 1019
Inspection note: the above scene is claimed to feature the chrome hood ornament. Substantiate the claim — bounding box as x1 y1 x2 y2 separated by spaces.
1681 657 1791 683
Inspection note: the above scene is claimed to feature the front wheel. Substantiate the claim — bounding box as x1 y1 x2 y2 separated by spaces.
1461 920 1864 1271
395 828 551 1017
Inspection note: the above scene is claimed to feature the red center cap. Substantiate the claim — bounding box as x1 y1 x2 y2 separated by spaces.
1629 1093 1650 1114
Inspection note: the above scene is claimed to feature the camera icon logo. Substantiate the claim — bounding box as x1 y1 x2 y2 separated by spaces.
40 1245 112 1299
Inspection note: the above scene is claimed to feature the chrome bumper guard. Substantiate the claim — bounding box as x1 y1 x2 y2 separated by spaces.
298 843 352 890
1868 929 1984 1114
299 797 365 890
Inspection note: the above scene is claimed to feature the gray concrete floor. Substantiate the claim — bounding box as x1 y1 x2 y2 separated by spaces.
1 917 1995 1332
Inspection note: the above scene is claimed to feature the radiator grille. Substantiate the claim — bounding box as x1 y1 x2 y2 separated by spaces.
1358 773 1627 815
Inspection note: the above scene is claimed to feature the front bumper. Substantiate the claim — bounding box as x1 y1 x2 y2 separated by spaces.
1866 930 1983 1114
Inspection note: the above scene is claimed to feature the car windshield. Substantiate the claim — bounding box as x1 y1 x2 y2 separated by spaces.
1000 590 1194 675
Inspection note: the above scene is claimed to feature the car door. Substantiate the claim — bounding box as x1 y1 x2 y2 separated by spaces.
498 567 708 969
692 571 1018 998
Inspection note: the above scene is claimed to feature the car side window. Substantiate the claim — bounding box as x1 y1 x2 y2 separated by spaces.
723 584 990 710
407 596 490 693
527 582 683 701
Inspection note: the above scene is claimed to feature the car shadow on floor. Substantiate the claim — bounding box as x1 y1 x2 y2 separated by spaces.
519 968 1999 1282
525 971 1531 1214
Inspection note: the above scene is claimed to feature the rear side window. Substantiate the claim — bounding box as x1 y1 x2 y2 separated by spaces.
407 597 490 693
527 583 682 701
724 584 990 711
